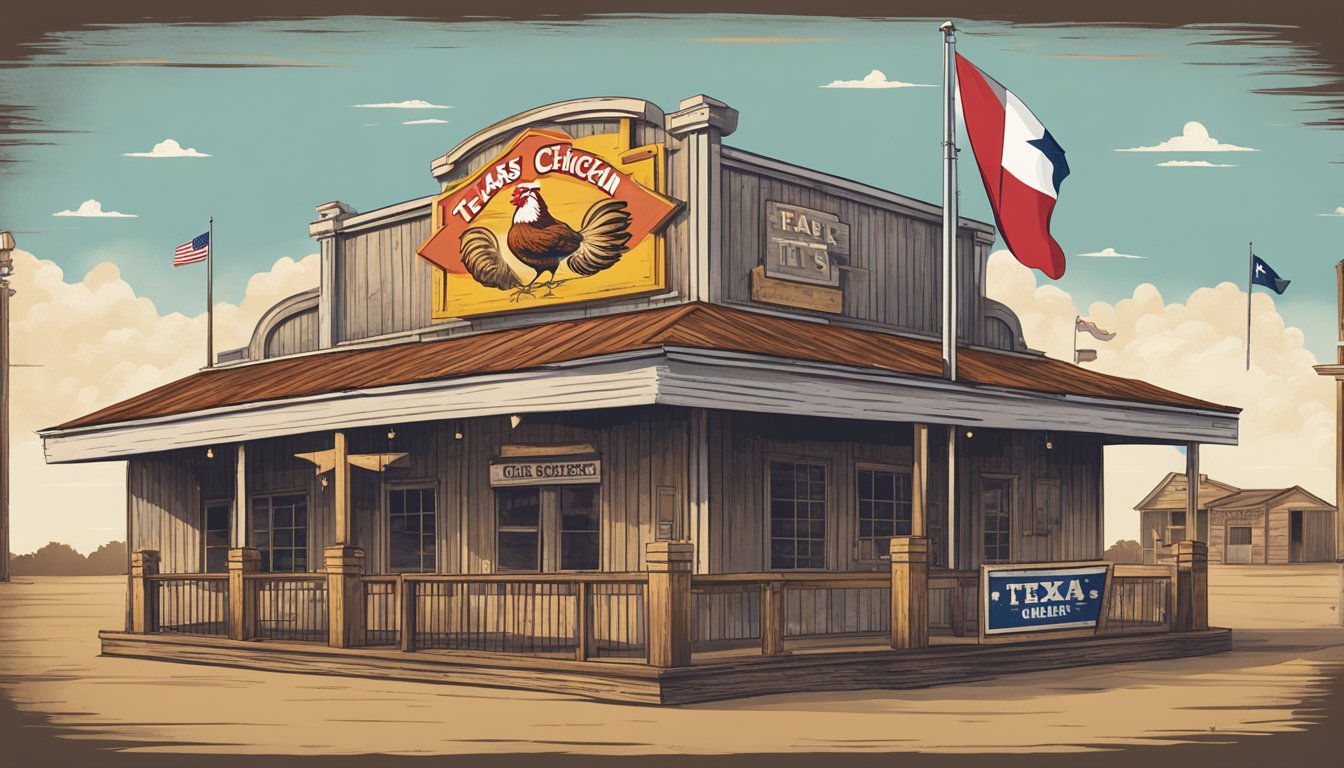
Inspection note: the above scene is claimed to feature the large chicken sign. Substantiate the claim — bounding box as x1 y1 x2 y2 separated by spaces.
418 126 680 318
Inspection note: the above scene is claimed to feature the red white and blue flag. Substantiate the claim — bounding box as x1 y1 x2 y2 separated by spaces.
173 231 210 266
956 54 1070 279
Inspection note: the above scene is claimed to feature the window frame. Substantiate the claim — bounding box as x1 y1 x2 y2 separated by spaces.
495 486 544 573
980 474 1016 565
201 497 233 574
557 484 601 573
1166 510 1187 545
249 489 310 573
384 480 440 574
764 454 831 571
853 461 913 563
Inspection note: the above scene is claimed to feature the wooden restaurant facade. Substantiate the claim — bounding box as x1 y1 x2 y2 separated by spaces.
41 95 1237 704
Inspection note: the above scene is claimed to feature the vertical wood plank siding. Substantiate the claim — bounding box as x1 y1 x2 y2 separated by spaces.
718 163 990 345
705 412 951 573
134 410 1104 580
462 408 688 574
129 453 204 573
953 429 1103 570
337 216 435 342
263 308 319 358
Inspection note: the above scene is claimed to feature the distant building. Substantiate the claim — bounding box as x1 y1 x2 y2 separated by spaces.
1135 473 1336 564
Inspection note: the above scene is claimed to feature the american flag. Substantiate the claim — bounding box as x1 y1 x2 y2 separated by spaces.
173 231 210 266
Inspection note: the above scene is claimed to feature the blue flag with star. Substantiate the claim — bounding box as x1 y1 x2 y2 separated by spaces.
1251 254 1290 295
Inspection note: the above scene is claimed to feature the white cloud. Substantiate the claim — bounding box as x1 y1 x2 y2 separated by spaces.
1156 160 1238 168
1317 206 1344 217
1116 121 1256 152
122 138 210 158
352 99 451 109
1078 247 1147 260
402 118 449 125
7 248 318 555
52 199 137 218
820 69 934 89
986 250 1332 545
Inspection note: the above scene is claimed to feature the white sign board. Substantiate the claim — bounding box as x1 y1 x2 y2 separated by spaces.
489 458 601 487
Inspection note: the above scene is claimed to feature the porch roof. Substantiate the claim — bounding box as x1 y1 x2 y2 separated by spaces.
41 302 1240 462
52 302 1235 432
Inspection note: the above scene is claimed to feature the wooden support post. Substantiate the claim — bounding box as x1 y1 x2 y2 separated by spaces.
227 547 260 641
645 541 694 668
890 536 929 649
399 578 417 652
233 444 247 549
760 580 785 656
325 545 365 648
576 581 593 661
129 550 159 634
1186 442 1200 534
912 423 929 538
1174 540 1209 632
333 431 352 545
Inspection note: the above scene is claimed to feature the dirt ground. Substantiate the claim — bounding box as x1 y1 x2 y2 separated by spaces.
1 565 1342 766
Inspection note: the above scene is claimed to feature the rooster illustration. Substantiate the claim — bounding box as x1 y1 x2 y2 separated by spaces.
459 182 633 300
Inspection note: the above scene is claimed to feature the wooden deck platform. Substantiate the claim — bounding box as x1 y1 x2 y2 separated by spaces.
99 628 1233 705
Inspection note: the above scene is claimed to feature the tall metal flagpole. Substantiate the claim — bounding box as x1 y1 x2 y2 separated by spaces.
1245 241 1253 371
941 21 959 382
940 20 960 569
207 217 214 368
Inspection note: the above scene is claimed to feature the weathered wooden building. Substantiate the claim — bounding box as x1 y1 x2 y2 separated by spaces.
41 95 1236 703
1136 473 1336 565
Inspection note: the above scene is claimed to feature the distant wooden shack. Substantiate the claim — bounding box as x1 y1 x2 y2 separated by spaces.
1136 474 1336 565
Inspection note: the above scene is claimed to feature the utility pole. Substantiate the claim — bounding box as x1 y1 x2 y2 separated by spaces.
1 230 14 582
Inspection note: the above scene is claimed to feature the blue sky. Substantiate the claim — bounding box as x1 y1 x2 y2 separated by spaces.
2 14 1341 359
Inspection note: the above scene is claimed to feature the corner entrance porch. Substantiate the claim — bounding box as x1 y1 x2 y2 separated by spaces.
109 541 1224 705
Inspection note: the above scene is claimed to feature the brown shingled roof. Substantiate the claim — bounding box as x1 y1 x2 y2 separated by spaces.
52 302 1238 431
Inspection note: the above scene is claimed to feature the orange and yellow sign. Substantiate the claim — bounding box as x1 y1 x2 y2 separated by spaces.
418 124 679 318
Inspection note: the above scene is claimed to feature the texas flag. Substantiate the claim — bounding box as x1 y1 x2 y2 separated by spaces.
956 54 1070 279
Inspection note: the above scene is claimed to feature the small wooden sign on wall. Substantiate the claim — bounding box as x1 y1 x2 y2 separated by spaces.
754 201 848 313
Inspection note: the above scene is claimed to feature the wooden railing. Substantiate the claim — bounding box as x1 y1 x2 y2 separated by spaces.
363 576 399 647
247 574 329 642
1104 564 1176 634
146 574 230 637
127 540 1209 667
691 572 889 655
399 573 648 661
928 570 979 637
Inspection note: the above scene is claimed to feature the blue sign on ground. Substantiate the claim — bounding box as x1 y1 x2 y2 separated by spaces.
983 565 1109 636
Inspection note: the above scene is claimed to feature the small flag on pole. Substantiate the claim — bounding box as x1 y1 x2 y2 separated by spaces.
1073 315 1113 364
1245 246 1289 370
1075 318 1116 341
173 231 210 266
1250 254 1290 295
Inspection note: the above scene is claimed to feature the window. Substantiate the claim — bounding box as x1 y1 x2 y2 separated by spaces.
497 487 541 572
982 477 1012 564
388 486 437 573
1289 510 1304 544
1228 526 1253 546
560 486 600 571
203 500 232 574
855 467 912 559
251 493 308 572
769 461 827 570
495 485 601 572
1166 510 1187 545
